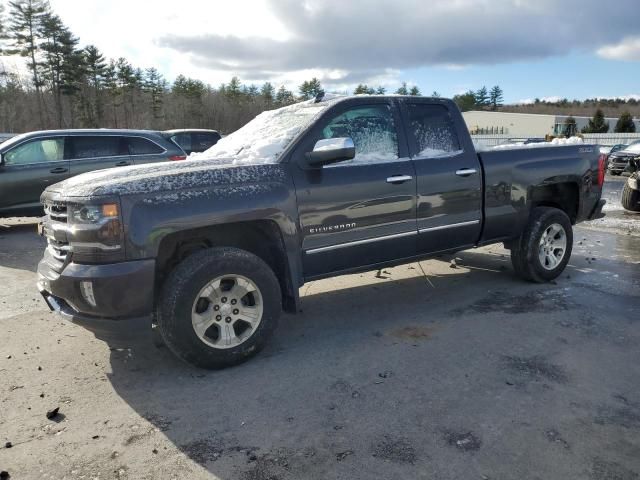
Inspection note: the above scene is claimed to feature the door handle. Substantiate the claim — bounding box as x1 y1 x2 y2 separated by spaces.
455 168 477 177
386 175 413 184
115 161 130 167
50 167 68 174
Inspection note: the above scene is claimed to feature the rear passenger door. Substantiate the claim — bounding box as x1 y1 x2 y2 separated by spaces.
127 136 168 164
400 100 483 253
69 136 131 176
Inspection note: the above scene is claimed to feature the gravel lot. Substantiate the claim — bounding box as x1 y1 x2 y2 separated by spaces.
1 176 639 480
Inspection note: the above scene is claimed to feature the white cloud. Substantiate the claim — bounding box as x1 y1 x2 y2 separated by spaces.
597 36 640 61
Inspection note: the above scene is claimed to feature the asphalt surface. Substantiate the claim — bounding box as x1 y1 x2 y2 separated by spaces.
0 175 639 480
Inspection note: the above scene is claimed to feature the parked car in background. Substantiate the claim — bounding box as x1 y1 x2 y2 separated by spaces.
607 141 639 176
165 129 221 155
0 129 186 217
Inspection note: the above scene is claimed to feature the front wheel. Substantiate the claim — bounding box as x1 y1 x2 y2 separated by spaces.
621 176 640 212
156 247 281 369
510 207 573 283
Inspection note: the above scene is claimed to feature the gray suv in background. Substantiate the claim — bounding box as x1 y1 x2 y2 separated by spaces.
0 129 186 217
165 129 221 155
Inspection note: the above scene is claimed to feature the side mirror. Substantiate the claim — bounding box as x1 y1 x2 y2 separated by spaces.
302 137 355 168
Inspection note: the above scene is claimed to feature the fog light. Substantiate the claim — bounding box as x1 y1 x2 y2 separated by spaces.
80 281 96 307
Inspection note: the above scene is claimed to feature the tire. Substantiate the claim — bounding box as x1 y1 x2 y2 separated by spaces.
621 179 640 212
156 247 281 369
510 207 573 283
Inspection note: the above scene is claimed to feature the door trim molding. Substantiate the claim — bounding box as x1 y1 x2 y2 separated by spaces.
305 230 417 255
418 219 480 234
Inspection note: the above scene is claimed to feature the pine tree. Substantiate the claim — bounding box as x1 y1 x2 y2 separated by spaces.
475 86 489 108
453 90 477 112
489 85 503 110
144 67 166 126
275 85 294 105
83 45 106 126
582 109 609 133
375 86 386 95
260 82 274 104
614 111 636 133
299 77 322 100
409 85 420 96
395 82 408 95
226 76 242 99
8 0 49 126
431 91 440 97
354 84 374 95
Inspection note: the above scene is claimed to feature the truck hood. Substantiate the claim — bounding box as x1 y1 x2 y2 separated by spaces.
45 158 289 198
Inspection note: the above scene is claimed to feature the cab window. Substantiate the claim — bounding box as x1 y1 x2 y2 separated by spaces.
128 137 164 155
4 138 65 165
406 104 461 158
316 105 399 165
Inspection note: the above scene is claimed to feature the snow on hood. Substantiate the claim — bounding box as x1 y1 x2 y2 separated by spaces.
476 136 585 151
189 96 341 164
45 159 288 198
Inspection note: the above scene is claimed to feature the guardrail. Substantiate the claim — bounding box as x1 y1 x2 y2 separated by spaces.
472 133 640 148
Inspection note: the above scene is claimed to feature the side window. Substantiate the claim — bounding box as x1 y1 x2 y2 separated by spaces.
4 138 65 165
170 133 191 153
406 104 462 158
128 137 164 155
317 105 398 165
70 136 125 159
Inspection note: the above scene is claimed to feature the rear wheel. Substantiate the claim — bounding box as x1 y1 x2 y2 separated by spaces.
510 207 573 283
157 247 281 369
621 177 640 212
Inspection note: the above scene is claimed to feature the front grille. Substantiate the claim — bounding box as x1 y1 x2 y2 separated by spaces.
43 200 70 267
44 202 68 222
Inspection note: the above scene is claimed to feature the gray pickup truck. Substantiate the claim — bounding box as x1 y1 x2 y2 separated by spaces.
37 95 606 368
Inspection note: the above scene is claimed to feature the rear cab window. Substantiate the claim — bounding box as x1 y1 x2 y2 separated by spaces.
405 104 462 158
4 137 66 165
69 136 127 159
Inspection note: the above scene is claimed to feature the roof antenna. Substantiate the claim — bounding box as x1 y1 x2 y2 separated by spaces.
314 89 325 103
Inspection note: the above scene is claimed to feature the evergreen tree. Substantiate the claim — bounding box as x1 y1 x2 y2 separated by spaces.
409 85 420 96
144 67 166 126
395 82 408 95
7 0 49 126
353 84 375 95
582 109 609 133
614 111 636 133
83 45 106 125
375 86 386 95
431 91 440 97
225 76 242 99
260 82 275 104
489 85 503 110
275 85 294 105
299 77 322 100
453 90 477 112
475 86 489 108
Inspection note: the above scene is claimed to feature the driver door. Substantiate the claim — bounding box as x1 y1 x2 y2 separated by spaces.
291 100 418 279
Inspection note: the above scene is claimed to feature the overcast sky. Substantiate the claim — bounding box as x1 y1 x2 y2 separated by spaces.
5 0 640 102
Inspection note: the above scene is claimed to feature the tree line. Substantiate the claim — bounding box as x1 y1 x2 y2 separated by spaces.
562 109 636 135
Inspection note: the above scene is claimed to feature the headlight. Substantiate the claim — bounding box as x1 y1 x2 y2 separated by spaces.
67 201 124 263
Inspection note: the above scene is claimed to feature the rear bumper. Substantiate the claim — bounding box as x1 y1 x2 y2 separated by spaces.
588 199 606 220
37 257 155 334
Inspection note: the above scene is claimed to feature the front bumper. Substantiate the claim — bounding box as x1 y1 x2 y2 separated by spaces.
37 257 155 334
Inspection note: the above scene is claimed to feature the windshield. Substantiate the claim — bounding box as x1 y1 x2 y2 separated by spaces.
623 140 640 153
190 99 333 164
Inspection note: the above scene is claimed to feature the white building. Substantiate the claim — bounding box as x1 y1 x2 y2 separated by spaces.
462 111 640 137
